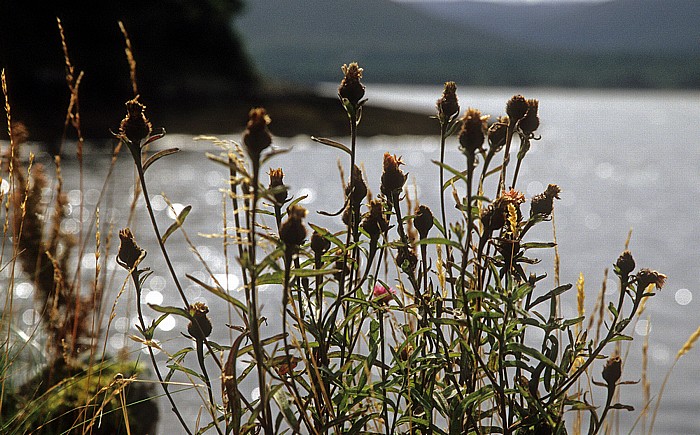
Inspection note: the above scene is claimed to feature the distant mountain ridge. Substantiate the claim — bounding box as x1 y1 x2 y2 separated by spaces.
235 0 700 88
406 0 700 55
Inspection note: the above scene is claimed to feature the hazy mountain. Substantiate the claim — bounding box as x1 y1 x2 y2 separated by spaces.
406 0 700 55
236 0 700 88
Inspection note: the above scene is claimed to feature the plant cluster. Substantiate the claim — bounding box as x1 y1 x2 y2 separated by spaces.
114 63 674 435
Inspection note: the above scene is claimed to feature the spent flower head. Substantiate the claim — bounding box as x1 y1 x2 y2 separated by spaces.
119 96 152 147
268 168 288 205
602 356 622 388
280 205 307 248
529 184 561 218
243 107 272 160
635 268 666 291
311 230 331 257
187 302 212 341
488 116 509 151
380 153 407 197
436 81 459 123
506 94 529 125
458 108 488 158
519 99 540 135
615 250 636 277
361 199 389 241
413 205 434 240
338 62 365 108
117 228 145 270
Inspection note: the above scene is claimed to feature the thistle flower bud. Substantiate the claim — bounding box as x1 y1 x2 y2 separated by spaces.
268 168 288 205
506 95 529 124
310 230 331 257
119 96 152 146
242 108 272 160
361 199 389 241
380 153 407 197
602 356 622 388
529 184 561 218
414 205 434 239
615 250 636 277
458 108 488 157
346 165 368 208
280 205 307 248
338 63 365 108
117 228 145 270
436 81 459 122
487 116 509 151
519 99 540 135
187 302 212 341
636 268 666 291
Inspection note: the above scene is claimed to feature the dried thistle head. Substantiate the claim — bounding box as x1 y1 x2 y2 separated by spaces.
488 116 509 151
481 203 506 233
280 204 307 248
338 62 365 108
529 184 561 218
187 302 212 341
602 355 622 388
436 81 459 122
242 107 272 160
636 268 666 291
380 153 407 197
413 205 434 240
119 96 152 146
506 94 529 125
117 228 145 270
361 199 389 241
268 168 288 205
396 246 418 275
519 98 540 135
458 108 488 157
10 122 29 145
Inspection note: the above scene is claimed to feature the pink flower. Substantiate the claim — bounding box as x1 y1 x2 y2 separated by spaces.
373 284 396 305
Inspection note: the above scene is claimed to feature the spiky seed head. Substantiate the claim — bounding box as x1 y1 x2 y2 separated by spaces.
458 108 488 157
361 199 389 241
346 165 368 207
530 184 561 218
506 94 529 124
119 96 152 146
636 268 666 291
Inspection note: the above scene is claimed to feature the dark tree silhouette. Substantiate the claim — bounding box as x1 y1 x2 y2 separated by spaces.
0 0 257 142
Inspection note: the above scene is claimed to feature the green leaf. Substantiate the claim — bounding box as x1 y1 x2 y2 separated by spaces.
609 334 633 342
506 342 565 375
521 241 557 249
311 136 351 155
142 147 179 171
415 237 463 249
161 205 192 244
290 268 340 278
526 284 573 310
185 273 247 312
432 160 468 188
271 386 300 432
147 304 190 319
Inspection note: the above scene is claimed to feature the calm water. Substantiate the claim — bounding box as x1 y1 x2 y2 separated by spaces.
5 85 700 434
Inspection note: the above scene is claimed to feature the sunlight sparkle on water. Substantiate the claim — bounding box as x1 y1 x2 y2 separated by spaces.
675 288 692 306
157 315 177 332
145 290 164 305
0 178 9 195
15 282 34 299
212 273 240 290
167 203 186 219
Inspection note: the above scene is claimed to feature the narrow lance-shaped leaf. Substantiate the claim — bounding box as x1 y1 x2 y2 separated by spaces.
161 205 192 244
142 147 179 171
